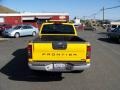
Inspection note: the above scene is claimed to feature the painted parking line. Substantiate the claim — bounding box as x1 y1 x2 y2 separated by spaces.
0 38 10 41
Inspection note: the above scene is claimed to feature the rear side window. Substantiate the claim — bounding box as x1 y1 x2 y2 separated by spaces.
41 24 75 34
22 26 33 29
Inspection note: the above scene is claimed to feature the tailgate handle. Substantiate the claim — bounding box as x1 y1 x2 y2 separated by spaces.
52 41 67 50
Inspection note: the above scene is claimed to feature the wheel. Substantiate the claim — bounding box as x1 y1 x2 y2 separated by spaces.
32 31 36 36
14 33 20 38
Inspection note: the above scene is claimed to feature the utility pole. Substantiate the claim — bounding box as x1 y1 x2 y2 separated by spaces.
103 7 105 21
93 14 96 20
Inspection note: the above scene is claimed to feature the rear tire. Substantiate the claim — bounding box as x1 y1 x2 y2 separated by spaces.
14 33 20 38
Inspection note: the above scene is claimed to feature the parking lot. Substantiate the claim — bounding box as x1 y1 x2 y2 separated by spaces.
0 29 120 90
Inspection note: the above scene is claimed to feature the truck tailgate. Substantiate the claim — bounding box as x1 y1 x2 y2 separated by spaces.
31 42 88 61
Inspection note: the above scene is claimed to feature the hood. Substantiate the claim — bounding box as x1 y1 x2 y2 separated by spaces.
5 28 15 32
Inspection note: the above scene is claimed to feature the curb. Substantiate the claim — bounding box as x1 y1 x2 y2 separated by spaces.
0 38 10 41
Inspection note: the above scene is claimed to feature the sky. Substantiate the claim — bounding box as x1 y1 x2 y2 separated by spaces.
0 0 120 20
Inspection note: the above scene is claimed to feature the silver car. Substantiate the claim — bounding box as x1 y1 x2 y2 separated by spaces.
2 24 39 38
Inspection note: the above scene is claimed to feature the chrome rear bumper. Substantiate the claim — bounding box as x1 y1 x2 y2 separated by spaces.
28 62 90 72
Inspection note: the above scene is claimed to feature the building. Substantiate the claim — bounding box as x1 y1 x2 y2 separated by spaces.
111 21 120 25
0 12 69 28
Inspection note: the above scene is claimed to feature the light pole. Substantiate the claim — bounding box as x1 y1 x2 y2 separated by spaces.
103 7 105 21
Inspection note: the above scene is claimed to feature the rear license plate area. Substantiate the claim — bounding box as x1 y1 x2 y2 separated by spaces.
53 63 73 70
53 63 66 70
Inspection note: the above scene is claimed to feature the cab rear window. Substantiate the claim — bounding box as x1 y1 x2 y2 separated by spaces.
41 24 75 34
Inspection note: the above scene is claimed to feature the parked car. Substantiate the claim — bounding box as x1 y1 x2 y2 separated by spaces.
107 25 120 32
0 23 12 32
2 24 39 38
107 27 120 42
84 25 96 31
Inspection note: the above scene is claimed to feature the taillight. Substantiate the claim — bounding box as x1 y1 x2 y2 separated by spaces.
28 45 32 58
86 46 91 59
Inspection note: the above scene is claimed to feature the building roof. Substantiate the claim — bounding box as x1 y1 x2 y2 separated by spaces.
0 12 69 16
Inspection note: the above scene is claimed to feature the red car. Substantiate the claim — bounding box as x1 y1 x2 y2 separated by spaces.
0 24 12 32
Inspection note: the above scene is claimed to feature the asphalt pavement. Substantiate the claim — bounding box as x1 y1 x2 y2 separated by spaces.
0 30 120 90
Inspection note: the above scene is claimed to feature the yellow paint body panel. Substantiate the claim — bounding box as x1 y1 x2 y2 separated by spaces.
30 43 87 61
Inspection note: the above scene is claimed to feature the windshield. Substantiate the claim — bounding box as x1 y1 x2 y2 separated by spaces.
113 28 118 31
13 26 22 29
41 24 75 34
112 27 120 32
112 25 117 28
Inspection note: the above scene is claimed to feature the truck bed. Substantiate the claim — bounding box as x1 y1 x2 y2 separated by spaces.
29 35 89 62
33 35 86 42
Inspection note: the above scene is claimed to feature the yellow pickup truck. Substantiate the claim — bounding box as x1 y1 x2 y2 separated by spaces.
28 22 91 72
